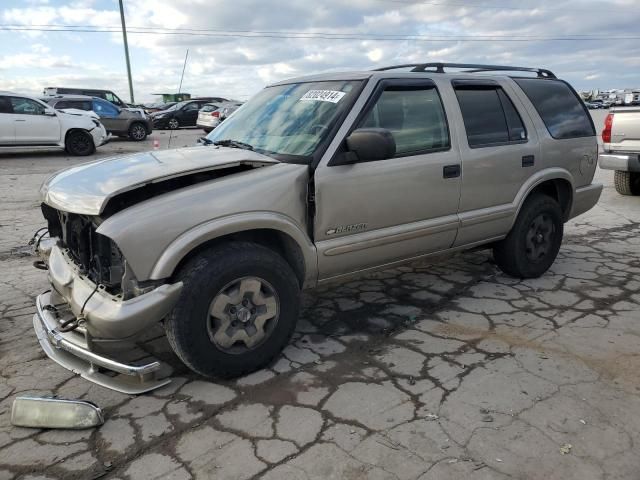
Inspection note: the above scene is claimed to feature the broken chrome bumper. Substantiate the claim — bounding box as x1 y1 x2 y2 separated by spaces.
33 244 183 394
34 291 172 394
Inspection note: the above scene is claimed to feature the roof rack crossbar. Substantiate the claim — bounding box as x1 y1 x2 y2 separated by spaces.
373 62 556 78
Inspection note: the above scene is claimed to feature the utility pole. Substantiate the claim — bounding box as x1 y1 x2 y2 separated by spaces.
118 0 135 104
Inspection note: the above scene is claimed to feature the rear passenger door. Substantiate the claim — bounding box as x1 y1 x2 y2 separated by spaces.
450 79 540 246
314 79 462 280
180 101 201 126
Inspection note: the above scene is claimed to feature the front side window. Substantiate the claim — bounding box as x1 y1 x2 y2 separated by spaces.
515 78 595 139
92 99 119 117
183 102 199 111
454 85 526 147
10 97 45 115
207 80 363 162
359 85 450 156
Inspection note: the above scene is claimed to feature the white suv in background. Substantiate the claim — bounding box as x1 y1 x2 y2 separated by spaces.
0 92 108 156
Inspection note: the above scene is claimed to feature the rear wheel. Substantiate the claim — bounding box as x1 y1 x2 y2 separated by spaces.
128 122 148 141
165 242 300 378
65 130 95 156
168 118 180 130
493 193 563 278
614 171 640 196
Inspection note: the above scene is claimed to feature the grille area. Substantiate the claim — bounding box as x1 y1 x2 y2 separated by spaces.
41 204 125 293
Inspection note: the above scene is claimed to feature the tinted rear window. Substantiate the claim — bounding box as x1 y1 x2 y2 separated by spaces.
454 86 526 147
515 79 595 139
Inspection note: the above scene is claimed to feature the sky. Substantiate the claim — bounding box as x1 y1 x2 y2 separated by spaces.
0 0 639 104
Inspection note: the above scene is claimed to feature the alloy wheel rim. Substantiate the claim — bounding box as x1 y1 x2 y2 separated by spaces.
169 119 179 129
132 125 146 139
525 213 555 262
207 276 280 353
72 134 90 153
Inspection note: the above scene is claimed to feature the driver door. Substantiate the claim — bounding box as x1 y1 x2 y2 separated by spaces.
314 79 462 280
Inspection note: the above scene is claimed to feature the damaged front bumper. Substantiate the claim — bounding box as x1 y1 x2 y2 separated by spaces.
33 244 183 394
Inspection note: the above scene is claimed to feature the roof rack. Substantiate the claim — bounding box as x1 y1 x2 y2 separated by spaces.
373 62 556 79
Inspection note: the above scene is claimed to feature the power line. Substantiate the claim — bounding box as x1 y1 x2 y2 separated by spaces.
372 0 530 9
8 23 624 39
1 25 638 42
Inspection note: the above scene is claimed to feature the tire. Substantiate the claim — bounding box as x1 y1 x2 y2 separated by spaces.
493 193 563 278
165 241 301 379
614 171 640 196
65 130 95 156
128 122 148 141
167 118 180 130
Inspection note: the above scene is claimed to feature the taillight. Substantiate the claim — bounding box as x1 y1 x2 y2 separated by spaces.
211 111 220 118
602 113 613 143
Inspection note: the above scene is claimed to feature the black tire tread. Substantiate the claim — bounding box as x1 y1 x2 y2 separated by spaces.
64 130 95 156
493 193 563 279
165 241 300 379
614 171 640 196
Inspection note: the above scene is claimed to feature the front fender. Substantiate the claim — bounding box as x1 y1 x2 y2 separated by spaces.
148 212 318 287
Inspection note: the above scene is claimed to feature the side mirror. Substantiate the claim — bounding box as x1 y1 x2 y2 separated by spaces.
334 128 396 165
44 108 56 116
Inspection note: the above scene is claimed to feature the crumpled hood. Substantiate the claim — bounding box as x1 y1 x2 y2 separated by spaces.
41 146 279 216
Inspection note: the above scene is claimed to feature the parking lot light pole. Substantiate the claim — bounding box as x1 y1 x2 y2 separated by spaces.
118 0 135 104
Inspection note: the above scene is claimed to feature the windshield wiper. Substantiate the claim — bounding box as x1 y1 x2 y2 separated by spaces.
212 139 254 151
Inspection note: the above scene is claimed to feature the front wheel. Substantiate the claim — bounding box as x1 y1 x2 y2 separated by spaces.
65 130 95 156
493 193 563 278
167 118 180 130
165 242 300 378
614 171 640 196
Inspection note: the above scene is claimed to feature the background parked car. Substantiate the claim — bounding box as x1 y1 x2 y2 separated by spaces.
42 87 148 118
144 102 176 114
0 91 107 155
151 97 228 129
196 102 243 132
43 95 152 141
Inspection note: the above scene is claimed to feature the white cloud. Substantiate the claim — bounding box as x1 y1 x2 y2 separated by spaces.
1 0 639 102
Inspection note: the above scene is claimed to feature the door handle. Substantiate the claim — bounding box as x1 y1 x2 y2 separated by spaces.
522 155 535 167
14 119 26 122
443 164 461 179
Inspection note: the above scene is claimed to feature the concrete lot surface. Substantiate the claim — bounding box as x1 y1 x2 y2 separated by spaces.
2 117 640 479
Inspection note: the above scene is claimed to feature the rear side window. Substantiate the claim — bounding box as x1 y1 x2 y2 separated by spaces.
514 79 595 139
200 104 219 112
0 96 13 113
454 85 526 147
359 86 450 156
55 100 92 110
92 99 120 117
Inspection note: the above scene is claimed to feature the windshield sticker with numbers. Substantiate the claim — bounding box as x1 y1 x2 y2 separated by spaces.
299 90 346 103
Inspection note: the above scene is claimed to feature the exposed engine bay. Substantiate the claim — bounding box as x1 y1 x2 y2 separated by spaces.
41 203 126 294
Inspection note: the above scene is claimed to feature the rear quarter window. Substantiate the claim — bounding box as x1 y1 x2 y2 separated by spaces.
515 79 595 139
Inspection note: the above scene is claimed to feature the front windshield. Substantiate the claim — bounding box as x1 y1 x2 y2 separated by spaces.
206 80 362 162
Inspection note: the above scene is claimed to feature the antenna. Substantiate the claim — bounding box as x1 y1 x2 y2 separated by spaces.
167 49 189 149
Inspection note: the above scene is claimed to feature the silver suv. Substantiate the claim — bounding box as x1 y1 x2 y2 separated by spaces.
34 63 602 393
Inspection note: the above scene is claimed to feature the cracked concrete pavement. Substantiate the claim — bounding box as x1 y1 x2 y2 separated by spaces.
2 118 640 480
